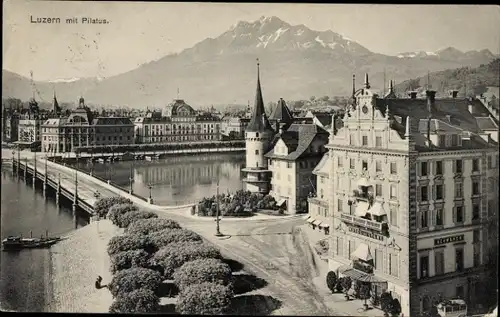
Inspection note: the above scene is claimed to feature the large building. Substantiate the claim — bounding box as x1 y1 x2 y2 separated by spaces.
16 98 48 149
133 99 222 144
220 115 250 140
324 74 498 316
41 97 135 153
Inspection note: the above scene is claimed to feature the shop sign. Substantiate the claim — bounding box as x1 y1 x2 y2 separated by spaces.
348 226 384 241
434 234 464 246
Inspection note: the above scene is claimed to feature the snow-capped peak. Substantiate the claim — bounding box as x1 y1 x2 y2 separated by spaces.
49 77 81 83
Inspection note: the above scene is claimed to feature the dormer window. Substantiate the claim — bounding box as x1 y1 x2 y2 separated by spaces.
451 135 458 147
439 135 446 147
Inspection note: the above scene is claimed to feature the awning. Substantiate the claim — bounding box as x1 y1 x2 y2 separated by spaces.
302 214 311 220
369 201 386 217
357 177 370 187
339 265 387 284
319 223 330 228
277 199 286 207
355 201 370 217
312 220 322 226
351 243 373 262
307 217 315 223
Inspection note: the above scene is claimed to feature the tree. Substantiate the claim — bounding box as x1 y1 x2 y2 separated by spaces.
110 249 151 274
173 258 233 291
380 292 393 317
108 203 139 227
109 288 160 313
389 298 401 317
175 282 233 315
320 95 330 102
326 271 337 293
151 241 222 279
107 233 155 256
340 276 352 300
120 210 158 228
126 218 181 236
310 96 316 102
94 196 133 219
108 267 163 298
148 228 202 250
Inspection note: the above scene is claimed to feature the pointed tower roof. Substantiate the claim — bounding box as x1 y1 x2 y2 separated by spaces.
364 73 370 89
384 80 397 99
269 98 293 124
246 59 273 133
53 90 61 114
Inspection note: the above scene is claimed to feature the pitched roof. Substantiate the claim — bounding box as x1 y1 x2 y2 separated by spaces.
269 98 293 123
246 63 273 133
265 124 329 161
312 152 330 176
475 116 499 130
91 117 134 126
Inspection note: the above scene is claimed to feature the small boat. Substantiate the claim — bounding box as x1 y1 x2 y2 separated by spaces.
145 155 153 161
97 158 105 164
2 235 62 250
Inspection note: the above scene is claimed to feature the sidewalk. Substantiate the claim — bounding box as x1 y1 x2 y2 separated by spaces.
300 224 385 317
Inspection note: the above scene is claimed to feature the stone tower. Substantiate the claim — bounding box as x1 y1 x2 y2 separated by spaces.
242 59 274 194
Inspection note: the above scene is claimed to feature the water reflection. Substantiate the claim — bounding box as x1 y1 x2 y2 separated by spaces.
76 153 245 206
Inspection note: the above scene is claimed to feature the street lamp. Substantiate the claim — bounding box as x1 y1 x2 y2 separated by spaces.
129 164 134 194
215 179 223 237
147 183 153 203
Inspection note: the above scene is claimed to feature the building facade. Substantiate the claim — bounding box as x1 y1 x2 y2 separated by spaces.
41 97 135 153
134 99 222 144
326 75 498 316
221 116 250 140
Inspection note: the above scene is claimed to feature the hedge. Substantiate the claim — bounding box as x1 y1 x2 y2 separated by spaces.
148 228 202 250
175 282 233 315
94 196 133 218
126 218 181 236
107 204 139 228
110 249 151 274
119 210 158 228
109 288 160 313
108 267 163 298
107 233 155 256
173 258 233 291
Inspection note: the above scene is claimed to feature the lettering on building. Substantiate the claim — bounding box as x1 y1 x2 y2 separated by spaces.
434 234 464 246
348 226 384 241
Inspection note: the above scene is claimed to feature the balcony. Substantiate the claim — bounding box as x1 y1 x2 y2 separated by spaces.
353 189 374 204
308 196 329 208
340 213 387 233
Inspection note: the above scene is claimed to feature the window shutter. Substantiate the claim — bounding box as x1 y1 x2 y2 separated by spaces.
431 210 435 226
417 212 422 228
417 162 421 176
428 162 432 176
442 184 446 199
452 160 456 173
442 161 445 175
462 207 465 223
453 207 456 224
431 185 435 200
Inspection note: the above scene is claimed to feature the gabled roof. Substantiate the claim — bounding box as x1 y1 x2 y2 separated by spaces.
265 124 329 161
91 117 134 126
476 116 499 130
312 152 330 177
269 98 293 124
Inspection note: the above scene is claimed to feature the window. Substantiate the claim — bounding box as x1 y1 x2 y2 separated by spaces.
435 250 444 276
255 149 259 155
349 134 353 145
489 178 496 193
435 184 443 200
320 189 324 199
421 162 428 176
390 206 398 227
456 285 464 299
374 249 383 270
362 135 368 146
439 135 446 147
473 245 480 267
287 174 291 182
473 229 480 243
350 158 355 169
336 237 343 256
472 182 480 196
420 186 428 202
390 162 397 174
255 133 259 138
455 160 463 173
390 185 397 199
320 176 324 184
455 183 463 198
376 161 382 172
338 157 343 167
473 204 480 220
455 248 464 272
487 156 492 169
362 160 368 171
375 184 383 197
348 241 355 260
420 255 429 278
451 135 458 146
472 159 480 172
287 162 292 169
389 254 399 277
337 199 343 212
420 210 428 228
376 136 382 147
435 209 443 226
456 206 464 223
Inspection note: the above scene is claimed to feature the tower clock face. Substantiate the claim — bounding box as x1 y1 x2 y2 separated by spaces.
362 105 368 114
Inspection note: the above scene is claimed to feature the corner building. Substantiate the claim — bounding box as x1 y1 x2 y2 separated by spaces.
327 74 498 316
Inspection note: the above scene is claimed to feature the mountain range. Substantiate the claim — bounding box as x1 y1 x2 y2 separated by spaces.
2 16 498 108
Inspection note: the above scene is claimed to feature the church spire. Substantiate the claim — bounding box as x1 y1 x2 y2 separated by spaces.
246 58 273 133
53 89 60 114
364 73 370 89
352 74 356 97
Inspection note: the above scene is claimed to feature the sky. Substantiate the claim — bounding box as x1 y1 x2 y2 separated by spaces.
3 1 500 81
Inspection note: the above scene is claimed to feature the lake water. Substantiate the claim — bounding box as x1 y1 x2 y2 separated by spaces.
0 166 90 312
74 152 245 206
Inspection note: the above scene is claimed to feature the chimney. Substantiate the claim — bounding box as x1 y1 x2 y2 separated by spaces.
445 115 452 123
279 122 286 134
408 91 417 99
426 90 436 113
468 104 474 114
449 90 459 99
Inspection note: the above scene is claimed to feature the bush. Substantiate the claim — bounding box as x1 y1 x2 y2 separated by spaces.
152 241 222 279
107 233 155 256
126 218 181 236
94 196 133 218
110 249 151 274
176 282 233 315
173 258 232 291
148 228 202 250
109 288 160 313
326 271 337 293
108 267 163 298
108 203 138 227
120 210 158 228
